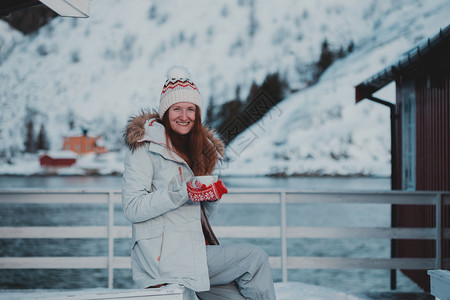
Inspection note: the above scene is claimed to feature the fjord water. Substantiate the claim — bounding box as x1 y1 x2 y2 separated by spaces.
0 175 390 190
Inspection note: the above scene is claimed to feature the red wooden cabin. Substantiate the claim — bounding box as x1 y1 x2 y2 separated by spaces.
39 152 77 168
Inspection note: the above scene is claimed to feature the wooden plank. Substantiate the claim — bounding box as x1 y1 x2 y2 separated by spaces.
111 193 122 204
2 256 448 271
221 193 279 204
0 288 184 300
0 257 108 269
0 190 447 206
286 192 436 204
285 226 437 239
0 226 108 238
2 226 446 240
51 288 183 300
213 226 280 238
113 257 131 269
428 270 450 300
114 226 132 238
0 189 121 194
0 193 110 204
269 256 281 269
286 257 436 270
0 226 133 239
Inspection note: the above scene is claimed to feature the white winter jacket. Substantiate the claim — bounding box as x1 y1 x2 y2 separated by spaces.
122 111 224 291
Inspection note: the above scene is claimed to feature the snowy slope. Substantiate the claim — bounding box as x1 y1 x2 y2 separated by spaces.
222 1 450 176
0 0 449 176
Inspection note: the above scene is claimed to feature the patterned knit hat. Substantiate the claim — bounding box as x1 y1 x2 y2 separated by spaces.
159 66 202 118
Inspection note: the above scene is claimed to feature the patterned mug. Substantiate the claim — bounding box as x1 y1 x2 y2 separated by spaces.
191 175 218 189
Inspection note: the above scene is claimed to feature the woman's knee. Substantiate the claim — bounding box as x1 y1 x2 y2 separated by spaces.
239 244 270 265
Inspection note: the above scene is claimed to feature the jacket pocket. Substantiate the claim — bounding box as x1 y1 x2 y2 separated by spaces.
159 229 200 277
132 226 164 277
134 224 163 243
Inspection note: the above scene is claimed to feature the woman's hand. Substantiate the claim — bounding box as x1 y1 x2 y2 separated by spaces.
187 179 228 202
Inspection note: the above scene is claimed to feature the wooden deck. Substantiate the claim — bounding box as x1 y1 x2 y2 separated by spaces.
0 286 185 299
0 285 436 300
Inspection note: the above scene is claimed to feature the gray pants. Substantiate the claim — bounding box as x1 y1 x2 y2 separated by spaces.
196 244 276 300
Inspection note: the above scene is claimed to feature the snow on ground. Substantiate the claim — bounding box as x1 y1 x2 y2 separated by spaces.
0 151 124 176
275 282 362 300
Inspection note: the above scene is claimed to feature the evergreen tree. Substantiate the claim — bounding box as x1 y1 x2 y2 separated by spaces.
36 124 50 151
68 111 75 130
337 46 345 59
216 99 244 144
245 82 260 104
347 40 355 53
260 73 287 104
214 72 289 145
205 96 216 126
317 39 335 74
24 120 35 153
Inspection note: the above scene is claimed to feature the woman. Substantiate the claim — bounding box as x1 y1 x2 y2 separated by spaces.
122 66 276 299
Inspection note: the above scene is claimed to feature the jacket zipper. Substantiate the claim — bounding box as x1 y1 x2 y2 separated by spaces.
178 167 183 181
158 232 164 261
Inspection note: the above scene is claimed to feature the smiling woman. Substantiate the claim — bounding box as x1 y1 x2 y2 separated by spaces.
122 66 276 299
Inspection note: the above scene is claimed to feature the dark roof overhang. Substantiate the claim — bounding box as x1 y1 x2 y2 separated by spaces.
355 24 450 103
1 0 90 18
0 0 41 16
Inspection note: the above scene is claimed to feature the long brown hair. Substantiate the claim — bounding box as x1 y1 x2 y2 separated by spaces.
161 106 218 176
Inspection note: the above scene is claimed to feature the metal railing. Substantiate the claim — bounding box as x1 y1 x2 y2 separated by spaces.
0 189 449 288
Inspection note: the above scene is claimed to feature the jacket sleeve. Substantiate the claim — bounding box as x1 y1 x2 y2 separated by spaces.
122 146 189 223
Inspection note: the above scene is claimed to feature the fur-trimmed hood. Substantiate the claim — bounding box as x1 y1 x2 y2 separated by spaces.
123 109 225 158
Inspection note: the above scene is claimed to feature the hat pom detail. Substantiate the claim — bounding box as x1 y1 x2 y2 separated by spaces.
166 66 191 80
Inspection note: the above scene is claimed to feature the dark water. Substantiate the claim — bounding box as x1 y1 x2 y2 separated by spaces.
0 175 423 293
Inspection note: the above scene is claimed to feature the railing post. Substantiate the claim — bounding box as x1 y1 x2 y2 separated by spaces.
436 193 442 269
390 202 397 290
108 192 114 289
280 191 287 282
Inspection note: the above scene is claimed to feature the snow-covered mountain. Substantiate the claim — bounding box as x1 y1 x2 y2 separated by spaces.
1 0 449 176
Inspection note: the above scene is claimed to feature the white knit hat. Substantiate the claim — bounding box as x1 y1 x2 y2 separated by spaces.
158 66 202 118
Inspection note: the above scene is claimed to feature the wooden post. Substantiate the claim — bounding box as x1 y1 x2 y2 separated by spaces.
108 192 115 289
436 193 442 269
280 192 287 282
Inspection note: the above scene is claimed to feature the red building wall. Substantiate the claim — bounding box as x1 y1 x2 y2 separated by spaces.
416 73 450 190
395 70 450 291
39 155 76 167
62 135 106 155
